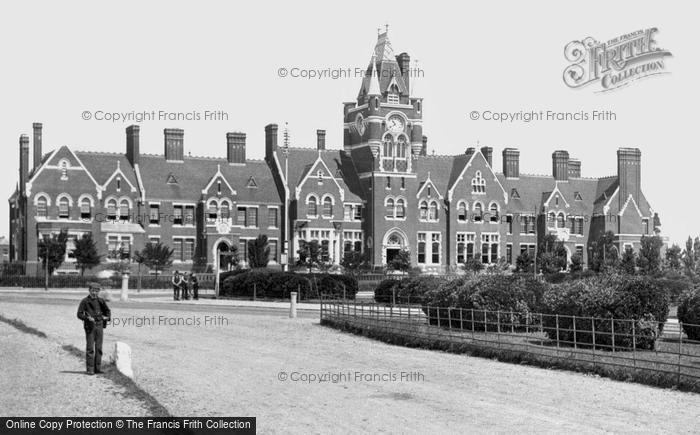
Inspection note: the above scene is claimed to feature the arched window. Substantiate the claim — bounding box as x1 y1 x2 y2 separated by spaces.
307 196 318 217
557 212 566 229
457 201 467 222
383 136 393 157
58 197 70 219
80 197 92 219
385 198 395 218
396 135 407 158
323 196 333 218
107 199 117 221
59 160 69 180
207 200 218 221
396 199 406 219
489 202 499 223
36 196 48 218
119 199 130 221
429 201 438 221
419 201 429 221
474 202 483 222
220 200 231 219
471 171 486 194
548 212 556 227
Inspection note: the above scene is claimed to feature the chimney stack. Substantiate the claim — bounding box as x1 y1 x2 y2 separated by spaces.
396 52 411 96
568 159 581 178
502 148 520 179
265 124 278 160
227 132 246 164
421 135 428 156
32 123 42 169
480 146 493 167
126 125 140 166
465 147 476 159
164 128 184 161
19 135 29 196
552 150 569 181
316 130 326 151
617 148 641 208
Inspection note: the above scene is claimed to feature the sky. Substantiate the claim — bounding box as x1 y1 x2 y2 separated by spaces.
0 0 697 246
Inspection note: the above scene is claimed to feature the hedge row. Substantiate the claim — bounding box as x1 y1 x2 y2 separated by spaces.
0 274 215 290
375 273 670 350
221 269 357 300
678 288 700 341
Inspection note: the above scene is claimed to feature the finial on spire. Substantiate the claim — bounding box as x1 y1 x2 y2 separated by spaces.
283 122 290 148
385 23 389 34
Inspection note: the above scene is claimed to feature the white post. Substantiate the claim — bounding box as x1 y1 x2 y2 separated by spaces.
120 272 129 301
290 291 298 319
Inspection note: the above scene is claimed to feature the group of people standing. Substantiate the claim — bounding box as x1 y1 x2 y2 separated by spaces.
172 271 199 301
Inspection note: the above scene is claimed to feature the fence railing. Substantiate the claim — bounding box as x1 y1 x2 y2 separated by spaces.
0 273 217 290
320 300 700 389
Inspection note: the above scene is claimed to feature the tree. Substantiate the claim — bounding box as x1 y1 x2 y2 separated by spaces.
589 231 620 272
138 242 174 277
220 244 240 271
569 253 583 273
73 233 101 276
515 251 534 273
297 240 322 272
247 234 270 269
637 235 663 275
619 248 637 275
37 230 68 275
665 244 682 271
681 236 700 276
462 257 485 275
387 249 411 274
340 250 370 275
537 234 567 274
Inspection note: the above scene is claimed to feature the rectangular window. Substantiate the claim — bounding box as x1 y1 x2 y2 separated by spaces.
457 234 466 264
576 245 584 258
387 93 399 104
148 236 160 245
80 201 91 220
239 240 249 263
401 177 405 190
642 218 649 234
354 205 362 221
237 207 246 226
173 205 183 226
268 208 278 228
481 234 499 264
108 236 119 253
173 239 183 261
321 240 330 263
59 201 69 219
506 244 513 264
386 177 391 189
344 205 352 221
149 204 160 225
506 215 513 234
576 218 584 235
184 239 195 262
269 240 278 262
183 206 195 226
247 207 258 227
431 233 441 264
417 233 426 264
121 236 131 260
66 236 77 260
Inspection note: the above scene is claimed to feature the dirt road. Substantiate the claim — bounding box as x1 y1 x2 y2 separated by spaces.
1 298 698 434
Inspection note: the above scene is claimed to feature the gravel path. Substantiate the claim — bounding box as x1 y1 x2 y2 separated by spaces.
0 320 153 416
1 299 699 433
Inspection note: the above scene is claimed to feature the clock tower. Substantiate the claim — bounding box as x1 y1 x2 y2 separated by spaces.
342 29 425 267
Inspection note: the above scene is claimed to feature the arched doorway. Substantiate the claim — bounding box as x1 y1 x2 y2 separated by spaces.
212 238 234 273
382 229 408 265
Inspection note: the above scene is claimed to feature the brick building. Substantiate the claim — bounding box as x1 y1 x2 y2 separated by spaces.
9 30 661 275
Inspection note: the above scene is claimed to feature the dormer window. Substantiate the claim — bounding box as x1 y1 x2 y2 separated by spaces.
471 171 486 194
387 84 400 104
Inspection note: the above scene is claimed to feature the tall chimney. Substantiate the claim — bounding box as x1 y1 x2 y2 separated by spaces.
617 148 641 208
126 125 140 166
465 147 476 159
227 132 246 164
164 128 184 161
265 124 278 160
480 146 493 167
421 135 428 156
502 148 520 178
568 159 581 178
19 135 29 196
396 52 411 96
552 150 569 181
32 123 42 169
316 130 326 151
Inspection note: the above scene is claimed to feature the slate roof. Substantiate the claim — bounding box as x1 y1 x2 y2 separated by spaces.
75 151 138 188
276 147 364 203
358 32 409 99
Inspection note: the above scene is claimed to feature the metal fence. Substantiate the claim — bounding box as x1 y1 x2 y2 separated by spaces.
0 273 217 290
320 300 700 389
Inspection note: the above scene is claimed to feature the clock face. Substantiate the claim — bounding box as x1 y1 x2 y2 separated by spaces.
355 114 366 135
387 115 404 132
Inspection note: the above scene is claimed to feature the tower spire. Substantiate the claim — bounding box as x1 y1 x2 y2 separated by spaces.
368 54 381 96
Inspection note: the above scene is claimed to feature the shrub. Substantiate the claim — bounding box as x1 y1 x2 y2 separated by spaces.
220 270 357 300
374 279 403 304
421 275 549 331
542 274 669 350
677 289 700 341
374 276 443 305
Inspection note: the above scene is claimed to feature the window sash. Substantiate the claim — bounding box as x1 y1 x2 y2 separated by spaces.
268 208 278 228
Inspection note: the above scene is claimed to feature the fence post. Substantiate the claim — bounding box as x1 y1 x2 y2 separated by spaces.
459 308 464 336
610 317 615 353
573 315 577 350
253 283 257 301
471 309 475 339
678 321 683 386
632 320 637 368
448 307 453 338
289 291 298 319
437 306 441 328
555 314 560 349
343 283 346 301
591 317 596 367
540 313 544 347
510 310 514 334
483 309 487 333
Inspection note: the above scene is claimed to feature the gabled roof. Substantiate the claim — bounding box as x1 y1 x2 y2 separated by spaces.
75 151 138 191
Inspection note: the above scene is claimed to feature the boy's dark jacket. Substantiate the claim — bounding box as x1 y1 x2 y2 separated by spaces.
77 296 111 329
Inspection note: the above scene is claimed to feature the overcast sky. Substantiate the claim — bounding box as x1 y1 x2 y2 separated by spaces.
1 0 697 246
